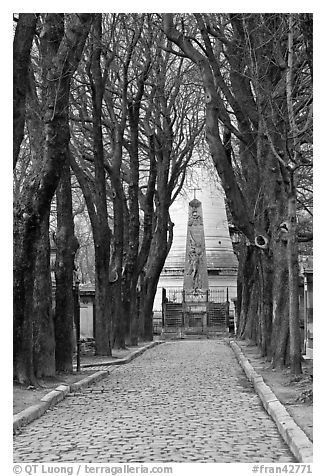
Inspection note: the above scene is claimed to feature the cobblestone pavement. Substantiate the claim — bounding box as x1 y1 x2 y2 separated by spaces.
14 340 295 463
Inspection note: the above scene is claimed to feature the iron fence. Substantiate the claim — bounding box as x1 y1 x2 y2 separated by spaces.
163 287 228 304
208 288 226 303
164 288 184 303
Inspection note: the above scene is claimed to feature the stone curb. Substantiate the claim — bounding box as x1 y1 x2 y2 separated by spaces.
80 340 162 368
69 370 109 392
13 341 162 433
228 339 313 463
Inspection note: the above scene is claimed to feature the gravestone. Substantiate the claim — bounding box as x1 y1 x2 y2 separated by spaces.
183 198 209 333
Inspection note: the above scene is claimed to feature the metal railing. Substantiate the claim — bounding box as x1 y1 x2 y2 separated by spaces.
162 287 228 304
164 288 184 303
208 288 226 303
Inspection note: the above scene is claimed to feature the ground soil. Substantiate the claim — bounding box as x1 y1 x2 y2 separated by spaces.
235 339 313 442
13 339 313 444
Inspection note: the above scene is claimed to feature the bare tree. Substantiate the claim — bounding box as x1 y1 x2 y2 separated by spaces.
13 13 93 384
54 160 79 372
140 31 205 339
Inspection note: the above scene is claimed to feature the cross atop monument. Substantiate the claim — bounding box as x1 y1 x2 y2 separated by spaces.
190 187 202 200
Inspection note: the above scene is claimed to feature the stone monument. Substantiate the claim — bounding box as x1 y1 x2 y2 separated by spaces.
183 194 209 332
155 166 238 336
184 197 208 296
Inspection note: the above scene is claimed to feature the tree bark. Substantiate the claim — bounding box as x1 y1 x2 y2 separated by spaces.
137 145 157 339
13 13 38 168
123 104 141 346
110 171 126 348
271 251 289 368
33 210 56 378
94 241 112 355
287 176 302 374
237 244 257 338
13 215 39 385
143 210 174 340
54 160 78 372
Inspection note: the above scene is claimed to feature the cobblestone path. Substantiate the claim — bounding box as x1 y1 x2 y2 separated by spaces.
14 340 295 463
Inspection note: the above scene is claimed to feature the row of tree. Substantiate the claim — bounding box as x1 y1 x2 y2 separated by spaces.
13 13 312 385
13 13 205 384
163 13 312 374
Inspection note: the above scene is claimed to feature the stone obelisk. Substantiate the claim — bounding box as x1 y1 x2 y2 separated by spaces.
155 166 238 330
183 197 209 298
183 196 209 332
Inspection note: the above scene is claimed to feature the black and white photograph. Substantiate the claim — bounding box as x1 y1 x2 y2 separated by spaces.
11 7 315 474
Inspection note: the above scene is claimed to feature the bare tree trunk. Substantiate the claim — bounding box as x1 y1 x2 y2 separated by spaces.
257 252 273 356
271 263 289 368
138 272 146 339
122 58 150 346
94 244 112 355
13 13 38 168
54 160 78 372
237 246 258 340
111 172 126 348
137 142 157 340
92 15 113 355
123 111 140 345
288 176 302 374
33 210 56 378
13 215 39 385
143 212 174 340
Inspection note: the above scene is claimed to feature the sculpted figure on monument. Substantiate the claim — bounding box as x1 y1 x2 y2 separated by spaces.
187 235 203 289
189 206 202 226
